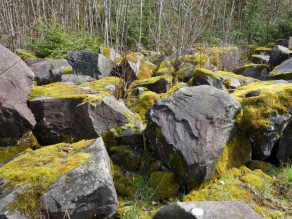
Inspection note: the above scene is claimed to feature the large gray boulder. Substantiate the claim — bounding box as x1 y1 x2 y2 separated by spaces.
145 86 240 184
220 47 240 72
0 44 36 137
30 59 70 84
268 57 292 80
74 96 144 146
233 64 269 80
152 201 261 219
28 96 83 145
269 45 292 70
67 50 117 80
0 138 118 219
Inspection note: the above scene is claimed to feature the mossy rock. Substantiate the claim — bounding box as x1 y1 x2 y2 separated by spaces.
0 131 40 165
253 47 272 56
130 75 173 91
137 61 156 80
62 66 73 75
138 91 160 120
232 64 268 75
150 172 179 199
247 160 272 172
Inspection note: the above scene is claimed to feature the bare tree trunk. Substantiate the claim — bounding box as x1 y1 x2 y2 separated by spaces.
138 0 143 51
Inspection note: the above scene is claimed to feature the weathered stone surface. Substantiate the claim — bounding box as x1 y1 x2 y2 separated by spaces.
268 57 292 80
152 201 261 219
269 45 292 70
277 122 292 163
0 138 118 219
191 74 223 89
30 59 70 84
251 55 269 64
25 58 45 67
67 50 117 80
220 47 240 72
28 96 83 145
61 74 96 84
145 86 240 184
0 44 36 137
229 78 241 88
74 96 144 145
233 64 269 80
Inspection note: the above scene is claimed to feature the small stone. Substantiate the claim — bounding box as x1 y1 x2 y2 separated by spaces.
191 208 204 216
219 180 225 185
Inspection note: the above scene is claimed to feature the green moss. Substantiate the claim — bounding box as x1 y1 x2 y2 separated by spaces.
114 176 136 198
138 91 160 120
269 71 292 80
137 61 156 80
0 139 94 217
231 82 292 141
62 66 73 75
248 160 272 172
149 160 161 173
100 131 123 150
0 131 40 165
60 133 82 143
150 172 179 199
130 75 172 90
101 47 110 58
16 49 36 60
168 152 187 175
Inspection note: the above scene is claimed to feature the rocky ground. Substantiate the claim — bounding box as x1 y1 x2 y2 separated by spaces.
0 40 292 219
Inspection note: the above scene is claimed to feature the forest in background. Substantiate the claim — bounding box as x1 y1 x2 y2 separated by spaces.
1 0 292 58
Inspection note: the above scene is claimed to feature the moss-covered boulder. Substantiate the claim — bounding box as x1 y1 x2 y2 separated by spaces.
247 160 272 172
251 55 269 64
231 81 292 160
99 47 121 60
0 131 40 165
150 172 179 199
209 46 239 72
0 44 36 138
130 75 172 94
110 146 142 172
145 86 240 185
232 64 269 80
0 138 118 219
189 68 223 89
268 57 292 80
254 47 271 56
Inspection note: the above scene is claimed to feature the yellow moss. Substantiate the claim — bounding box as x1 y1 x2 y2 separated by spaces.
208 50 222 69
233 64 268 75
0 139 94 217
33 81 38 87
131 75 172 90
138 91 160 120
137 61 155 80
101 47 110 58
0 131 40 165
248 160 272 172
16 49 36 59
254 47 271 52
150 172 179 199
231 82 292 141
159 82 186 99
192 68 219 79
184 53 209 68
62 66 73 75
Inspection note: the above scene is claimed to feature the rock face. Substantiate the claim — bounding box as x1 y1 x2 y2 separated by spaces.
145 86 240 184
74 96 144 145
251 55 269 64
28 96 83 145
277 122 292 163
220 47 240 72
269 45 292 70
61 74 96 84
152 201 261 219
67 50 117 80
30 59 70 84
0 138 118 219
268 57 292 80
233 64 269 80
0 44 36 137
190 69 223 89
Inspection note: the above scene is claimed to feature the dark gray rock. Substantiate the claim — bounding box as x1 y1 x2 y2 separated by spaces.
240 64 269 80
30 59 70 84
145 77 171 93
277 122 292 163
251 55 269 64
190 75 223 89
152 201 261 219
268 57 292 80
0 44 36 137
67 50 117 80
145 86 240 184
25 58 45 67
28 96 83 145
269 45 292 70
74 96 144 146
0 138 118 219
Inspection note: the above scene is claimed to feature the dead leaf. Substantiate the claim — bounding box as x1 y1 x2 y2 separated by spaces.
142 206 150 213
152 201 158 206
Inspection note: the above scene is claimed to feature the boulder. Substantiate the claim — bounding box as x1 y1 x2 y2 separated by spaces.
165 48 198 62
251 55 269 64
67 50 117 80
28 96 83 145
269 45 292 69
277 122 292 163
219 47 240 72
0 138 118 219
0 44 36 137
152 201 261 219
30 59 70 84
145 86 240 184
233 64 269 80
190 68 223 89
74 96 144 146
214 70 259 87
61 74 96 84
275 37 292 48
130 75 172 94
268 57 292 80
99 47 121 61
